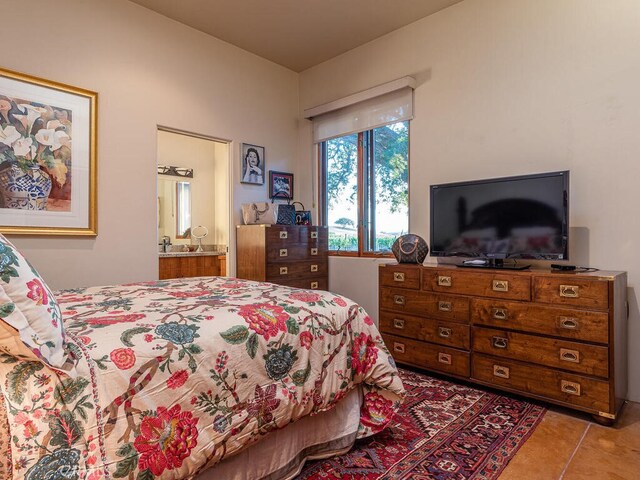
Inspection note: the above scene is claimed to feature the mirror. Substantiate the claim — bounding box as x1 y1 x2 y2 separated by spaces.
176 181 191 238
192 225 208 252
158 176 191 243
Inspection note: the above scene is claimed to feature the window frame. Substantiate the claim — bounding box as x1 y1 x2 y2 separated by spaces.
318 123 410 257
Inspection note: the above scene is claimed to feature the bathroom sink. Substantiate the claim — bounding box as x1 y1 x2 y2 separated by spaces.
158 250 224 257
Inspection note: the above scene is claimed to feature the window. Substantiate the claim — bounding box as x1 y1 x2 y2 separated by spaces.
320 121 409 255
175 181 191 238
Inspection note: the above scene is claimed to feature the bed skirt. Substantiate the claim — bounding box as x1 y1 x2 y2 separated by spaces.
199 387 363 480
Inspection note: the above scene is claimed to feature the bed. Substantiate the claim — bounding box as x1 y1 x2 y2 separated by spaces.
0 275 405 480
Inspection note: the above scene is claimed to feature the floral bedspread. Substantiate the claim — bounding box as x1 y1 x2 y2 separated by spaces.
0 277 405 480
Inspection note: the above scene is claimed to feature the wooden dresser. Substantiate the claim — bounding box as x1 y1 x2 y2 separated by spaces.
159 254 226 280
236 225 328 290
379 264 628 424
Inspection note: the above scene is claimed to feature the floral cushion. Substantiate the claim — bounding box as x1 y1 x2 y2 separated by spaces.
0 234 66 367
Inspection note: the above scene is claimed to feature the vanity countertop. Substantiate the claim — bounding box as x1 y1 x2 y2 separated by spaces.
158 251 226 258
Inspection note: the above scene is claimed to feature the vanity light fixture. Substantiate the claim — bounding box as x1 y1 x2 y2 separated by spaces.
158 165 194 178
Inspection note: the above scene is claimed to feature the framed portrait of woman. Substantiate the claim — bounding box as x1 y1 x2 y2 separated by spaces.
240 143 265 185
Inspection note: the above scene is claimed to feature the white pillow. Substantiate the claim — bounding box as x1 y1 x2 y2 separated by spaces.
0 234 67 367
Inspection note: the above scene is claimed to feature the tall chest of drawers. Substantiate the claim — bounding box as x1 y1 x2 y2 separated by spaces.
236 225 328 290
379 264 628 423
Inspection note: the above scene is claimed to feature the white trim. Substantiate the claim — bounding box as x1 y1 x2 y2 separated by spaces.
303 76 416 119
157 125 232 144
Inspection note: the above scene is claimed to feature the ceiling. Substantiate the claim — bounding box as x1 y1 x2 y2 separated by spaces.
129 0 463 72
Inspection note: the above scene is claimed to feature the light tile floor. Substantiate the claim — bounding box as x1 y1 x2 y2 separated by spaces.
500 401 640 479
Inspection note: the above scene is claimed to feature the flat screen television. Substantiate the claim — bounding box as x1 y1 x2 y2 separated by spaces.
430 171 569 266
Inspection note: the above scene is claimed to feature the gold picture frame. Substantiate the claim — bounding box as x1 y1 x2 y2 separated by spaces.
0 66 97 235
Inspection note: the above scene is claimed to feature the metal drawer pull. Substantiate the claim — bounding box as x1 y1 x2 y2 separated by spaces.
438 353 452 365
492 280 509 292
492 308 508 320
561 380 581 396
438 327 452 338
492 336 508 349
438 301 452 312
310 231 318 239
393 342 405 354
279 267 288 275
310 281 319 289
493 365 510 379
437 275 452 287
310 248 318 255
393 272 405 282
393 319 405 329
558 316 579 329
393 295 405 306
279 248 288 257
560 348 580 363
310 264 318 272
560 285 579 298
279 231 288 239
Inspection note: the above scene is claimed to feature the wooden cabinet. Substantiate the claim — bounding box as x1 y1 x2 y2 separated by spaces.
379 264 628 423
236 225 328 290
379 264 472 379
159 254 226 280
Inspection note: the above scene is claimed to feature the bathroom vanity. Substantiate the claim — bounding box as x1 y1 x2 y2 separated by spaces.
159 251 226 279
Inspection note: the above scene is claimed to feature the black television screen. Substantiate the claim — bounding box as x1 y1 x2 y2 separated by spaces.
430 171 569 260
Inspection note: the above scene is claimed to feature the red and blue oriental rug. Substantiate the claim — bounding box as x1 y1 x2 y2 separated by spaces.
298 368 546 479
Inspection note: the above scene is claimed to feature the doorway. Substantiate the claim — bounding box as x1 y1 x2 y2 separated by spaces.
157 127 230 278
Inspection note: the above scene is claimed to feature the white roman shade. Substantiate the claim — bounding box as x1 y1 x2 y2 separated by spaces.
305 76 415 143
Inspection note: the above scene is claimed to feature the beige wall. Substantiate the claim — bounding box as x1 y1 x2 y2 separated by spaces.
213 141 230 248
2 0 298 286
298 0 640 401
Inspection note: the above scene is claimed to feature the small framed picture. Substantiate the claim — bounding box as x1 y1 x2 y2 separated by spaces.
269 171 294 199
241 143 265 185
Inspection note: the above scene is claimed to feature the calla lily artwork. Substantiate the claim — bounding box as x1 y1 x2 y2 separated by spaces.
0 67 96 235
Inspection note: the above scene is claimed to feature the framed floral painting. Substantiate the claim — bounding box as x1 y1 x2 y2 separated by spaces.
0 67 97 235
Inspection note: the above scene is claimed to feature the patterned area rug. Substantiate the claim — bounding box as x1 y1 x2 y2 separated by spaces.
297 368 546 479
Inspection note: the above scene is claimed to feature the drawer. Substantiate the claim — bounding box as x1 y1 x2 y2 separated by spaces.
533 276 609 310
298 226 328 244
471 298 609 344
423 270 531 301
266 226 300 243
266 244 326 262
379 265 421 290
273 277 328 290
379 287 470 323
383 333 470 377
266 260 328 279
472 353 610 413
472 327 609 378
379 311 470 349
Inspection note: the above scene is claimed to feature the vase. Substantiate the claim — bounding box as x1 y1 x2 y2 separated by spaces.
0 163 52 210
